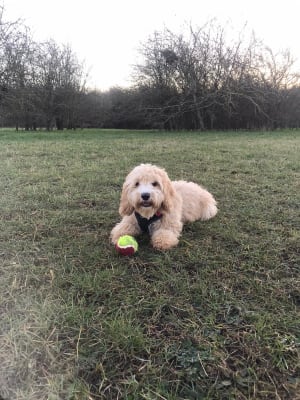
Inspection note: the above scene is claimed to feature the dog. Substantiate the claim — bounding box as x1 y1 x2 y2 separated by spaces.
110 164 218 250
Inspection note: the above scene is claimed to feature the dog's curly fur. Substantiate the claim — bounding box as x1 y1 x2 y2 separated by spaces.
111 164 218 250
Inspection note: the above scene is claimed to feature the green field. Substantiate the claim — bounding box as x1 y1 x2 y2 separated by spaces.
0 129 299 400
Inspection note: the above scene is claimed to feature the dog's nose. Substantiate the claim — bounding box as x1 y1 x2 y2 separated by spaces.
141 192 150 201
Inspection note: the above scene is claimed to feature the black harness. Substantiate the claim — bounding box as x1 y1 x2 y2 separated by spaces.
135 211 163 233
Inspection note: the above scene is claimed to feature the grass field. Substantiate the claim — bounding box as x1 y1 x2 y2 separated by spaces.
0 128 299 400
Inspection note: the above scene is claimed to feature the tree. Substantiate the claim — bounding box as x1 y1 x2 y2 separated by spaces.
0 5 87 130
35 40 86 130
134 22 300 130
0 6 36 129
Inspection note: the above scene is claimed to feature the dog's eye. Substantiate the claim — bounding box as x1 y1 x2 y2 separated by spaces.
152 181 159 187
135 182 140 187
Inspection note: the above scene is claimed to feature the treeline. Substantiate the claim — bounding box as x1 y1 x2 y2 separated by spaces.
1 10 300 131
0 7 85 130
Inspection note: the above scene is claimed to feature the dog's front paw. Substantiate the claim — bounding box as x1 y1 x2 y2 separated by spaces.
151 229 179 250
110 215 142 244
110 226 121 244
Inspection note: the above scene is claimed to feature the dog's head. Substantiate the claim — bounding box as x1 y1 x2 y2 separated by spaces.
119 164 175 218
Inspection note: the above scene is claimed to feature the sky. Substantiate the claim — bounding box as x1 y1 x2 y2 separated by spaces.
4 0 300 90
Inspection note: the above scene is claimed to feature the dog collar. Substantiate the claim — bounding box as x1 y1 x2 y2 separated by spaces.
135 211 163 233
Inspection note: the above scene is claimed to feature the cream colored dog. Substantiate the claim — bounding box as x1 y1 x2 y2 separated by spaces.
111 164 218 250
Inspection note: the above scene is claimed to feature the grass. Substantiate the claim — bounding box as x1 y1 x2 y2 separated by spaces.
0 128 299 400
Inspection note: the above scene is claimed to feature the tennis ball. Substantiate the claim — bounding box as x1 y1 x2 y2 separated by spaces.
115 235 138 256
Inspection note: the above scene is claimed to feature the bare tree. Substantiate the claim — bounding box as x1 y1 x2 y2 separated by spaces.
34 40 86 130
134 22 300 130
0 5 87 130
0 5 34 128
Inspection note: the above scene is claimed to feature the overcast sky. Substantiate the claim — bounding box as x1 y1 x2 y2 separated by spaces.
5 0 300 90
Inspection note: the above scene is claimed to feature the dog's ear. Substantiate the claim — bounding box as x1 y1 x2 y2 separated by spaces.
161 172 176 212
119 182 134 216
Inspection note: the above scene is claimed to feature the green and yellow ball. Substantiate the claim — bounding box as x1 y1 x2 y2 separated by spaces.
115 235 138 256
